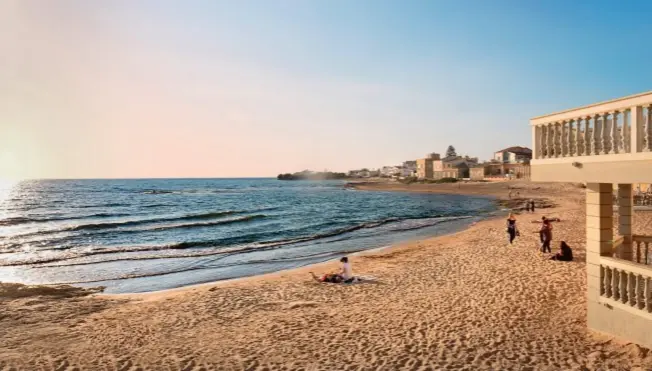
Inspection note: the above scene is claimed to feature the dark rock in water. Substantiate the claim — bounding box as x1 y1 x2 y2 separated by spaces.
143 190 174 194
277 171 348 181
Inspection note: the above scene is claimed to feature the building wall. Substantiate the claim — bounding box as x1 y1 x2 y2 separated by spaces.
441 169 461 178
432 160 444 172
416 158 433 179
494 151 532 164
484 163 530 179
588 301 652 349
432 168 469 179
470 168 485 181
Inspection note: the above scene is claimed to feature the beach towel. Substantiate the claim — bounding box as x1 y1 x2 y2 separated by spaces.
343 276 377 284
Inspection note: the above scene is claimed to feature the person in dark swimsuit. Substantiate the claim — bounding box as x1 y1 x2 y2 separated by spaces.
507 213 518 244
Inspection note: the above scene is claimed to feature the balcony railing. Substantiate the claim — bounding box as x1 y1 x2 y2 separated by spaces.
531 92 652 160
599 256 652 319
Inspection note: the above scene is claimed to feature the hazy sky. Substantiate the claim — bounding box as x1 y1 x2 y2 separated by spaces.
2 0 652 179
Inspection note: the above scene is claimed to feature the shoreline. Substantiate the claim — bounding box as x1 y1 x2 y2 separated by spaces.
6 181 530 299
105 211 502 301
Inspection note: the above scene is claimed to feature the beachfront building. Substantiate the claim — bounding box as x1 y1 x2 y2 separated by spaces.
417 153 479 180
416 158 434 179
530 91 652 348
402 161 417 178
416 153 440 179
483 162 531 179
434 155 478 179
470 166 486 181
494 146 533 164
380 166 402 178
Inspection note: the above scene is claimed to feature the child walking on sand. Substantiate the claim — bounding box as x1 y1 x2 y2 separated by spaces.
506 213 518 244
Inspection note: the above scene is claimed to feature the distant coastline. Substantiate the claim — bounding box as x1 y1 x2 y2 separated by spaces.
277 170 349 181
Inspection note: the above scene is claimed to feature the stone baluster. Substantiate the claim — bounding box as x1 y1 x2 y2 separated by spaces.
537 125 546 158
645 105 652 152
575 118 582 156
621 270 629 304
603 266 610 297
635 275 645 309
550 123 556 157
610 111 619 154
646 278 652 312
560 120 568 156
613 268 620 301
554 122 561 157
636 275 645 309
600 113 609 154
592 115 600 155
567 120 575 156
636 241 641 264
584 116 592 155
622 109 630 152
629 272 636 306
545 124 552 158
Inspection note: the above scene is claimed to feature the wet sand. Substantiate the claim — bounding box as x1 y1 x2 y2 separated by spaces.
2 181 652 370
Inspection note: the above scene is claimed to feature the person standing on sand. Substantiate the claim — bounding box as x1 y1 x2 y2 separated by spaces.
530 200 536 213
506 213 518 244
540 219 553 253
538 216 546 243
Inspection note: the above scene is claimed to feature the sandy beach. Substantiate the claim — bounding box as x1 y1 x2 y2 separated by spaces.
2 181 652 371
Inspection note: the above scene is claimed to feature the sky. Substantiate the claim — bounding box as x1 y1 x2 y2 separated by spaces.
1 0 652 179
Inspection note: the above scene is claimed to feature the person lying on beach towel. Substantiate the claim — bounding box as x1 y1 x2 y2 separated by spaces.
310 257 357 284
310 272 344 283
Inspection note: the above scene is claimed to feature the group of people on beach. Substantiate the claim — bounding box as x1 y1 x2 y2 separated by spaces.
312 204 573 285
506 213 573 261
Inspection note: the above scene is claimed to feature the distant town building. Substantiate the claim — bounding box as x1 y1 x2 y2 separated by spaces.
483 162 531 179
348 169 371 178
416 158 433 179
380 166 402 177
470 166 486 181
416 153 477 179
494 146 532 164
402 161 417 177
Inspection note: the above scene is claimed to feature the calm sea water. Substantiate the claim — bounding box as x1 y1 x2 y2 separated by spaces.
0 179 496 293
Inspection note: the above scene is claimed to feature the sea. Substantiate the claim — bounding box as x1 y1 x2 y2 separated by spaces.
0 179 497 293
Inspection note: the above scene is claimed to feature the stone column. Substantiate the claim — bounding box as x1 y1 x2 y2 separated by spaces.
618 184 633 261
586 183 614 305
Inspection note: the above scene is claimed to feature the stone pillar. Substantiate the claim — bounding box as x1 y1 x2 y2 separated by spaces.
586 183 613 305
618 184 633 261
